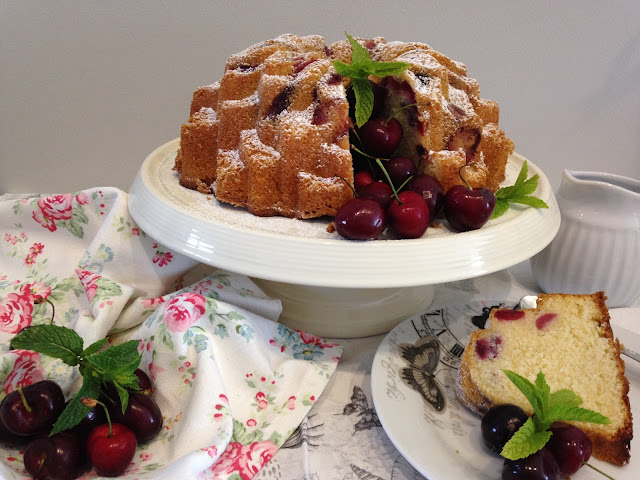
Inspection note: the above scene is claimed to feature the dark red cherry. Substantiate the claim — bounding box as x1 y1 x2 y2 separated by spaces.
0 380 65 437
24 431 85 480
546 422 592 477
407 174 445 218
133 368 153 393
444 185 495 232
481 404 529 454
502 448 559 480
387 191 430 239
0 415 29 447
354 170 375 195
68 398 107 440
335 198 386 240
358 117 403 158
358 181 393 209
87 423 137 477
109 393 163 443
383 157 416 189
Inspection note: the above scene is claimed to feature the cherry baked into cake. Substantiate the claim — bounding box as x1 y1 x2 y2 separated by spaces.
174 34 514 219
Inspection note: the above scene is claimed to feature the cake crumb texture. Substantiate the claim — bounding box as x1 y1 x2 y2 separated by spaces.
456 292 633 466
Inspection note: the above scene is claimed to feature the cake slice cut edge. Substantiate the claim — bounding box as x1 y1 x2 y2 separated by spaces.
456 291 633 466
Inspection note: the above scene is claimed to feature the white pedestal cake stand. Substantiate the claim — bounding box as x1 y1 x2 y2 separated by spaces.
128 139 560 338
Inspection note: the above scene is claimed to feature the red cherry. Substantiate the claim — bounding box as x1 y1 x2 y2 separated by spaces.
444 185 495 232
335 198 386 240
383 157 416 189
546 422 592 477
387 191 430 239
87 423 137 477
358 117 403 158
358 181 393 209
0 380 65 437
407 174 445 218
24 431 85 480
354 170 375 194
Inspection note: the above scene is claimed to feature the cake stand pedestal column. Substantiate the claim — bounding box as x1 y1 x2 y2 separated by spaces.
252 280 435 338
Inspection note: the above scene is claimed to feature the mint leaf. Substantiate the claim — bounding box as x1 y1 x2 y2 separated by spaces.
345 32 370 66
506 196 549 209
82 337 109 357
10 324 84 366
86 340 142 374
367 61 411 77
491 200 509 219
548 389 582 409
334 32 409 127
491 161 549 219
501 417 552 460
352 78 374 128
503 370 541 413
51 374 101 434
114 381 131 414
545 405 611 426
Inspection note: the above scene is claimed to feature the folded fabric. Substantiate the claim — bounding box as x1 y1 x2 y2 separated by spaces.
0 188 342 479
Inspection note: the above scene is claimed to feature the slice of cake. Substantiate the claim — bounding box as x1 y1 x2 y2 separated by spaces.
174 34 514 219
456 292 633 466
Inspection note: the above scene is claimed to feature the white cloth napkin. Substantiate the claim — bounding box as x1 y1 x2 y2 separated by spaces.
0 188 343 479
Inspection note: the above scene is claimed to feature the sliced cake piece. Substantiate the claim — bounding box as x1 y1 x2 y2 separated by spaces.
456 292 632 466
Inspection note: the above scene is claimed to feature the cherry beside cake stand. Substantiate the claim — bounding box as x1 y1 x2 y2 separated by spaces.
128 139 560 338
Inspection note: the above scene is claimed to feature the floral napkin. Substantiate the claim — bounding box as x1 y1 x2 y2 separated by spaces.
0 188 342 479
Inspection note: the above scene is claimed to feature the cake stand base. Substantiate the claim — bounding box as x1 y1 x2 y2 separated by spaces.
252 280 435 338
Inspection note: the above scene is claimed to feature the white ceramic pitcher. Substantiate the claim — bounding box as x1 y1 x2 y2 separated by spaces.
530 170 640 307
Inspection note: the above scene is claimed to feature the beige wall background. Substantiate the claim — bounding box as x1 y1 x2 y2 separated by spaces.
1 0 639 194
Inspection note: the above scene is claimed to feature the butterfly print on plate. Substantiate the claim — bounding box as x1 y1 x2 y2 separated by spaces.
398 336 446 412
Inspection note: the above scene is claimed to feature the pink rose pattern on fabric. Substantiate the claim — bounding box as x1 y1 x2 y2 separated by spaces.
30 192 89 238
3 350 44 394
0 284 35 334
76 269 101 304
37 194 73 221
210 440 277 480
2 194 342 479
162 293 207 332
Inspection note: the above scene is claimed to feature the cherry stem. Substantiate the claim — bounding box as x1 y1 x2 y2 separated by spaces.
337 176 357 198
457 164 473 190
375 158 402 203
583 461 616 480
17 386 32 413
84 397 114 437
46 299 55 325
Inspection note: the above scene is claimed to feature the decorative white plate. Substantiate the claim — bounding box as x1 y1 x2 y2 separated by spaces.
128 139 560 289
370 303 638 479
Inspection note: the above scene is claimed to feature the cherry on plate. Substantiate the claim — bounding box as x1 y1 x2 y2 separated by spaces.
387 191 430 239
334 198 387 240
444 185 495 232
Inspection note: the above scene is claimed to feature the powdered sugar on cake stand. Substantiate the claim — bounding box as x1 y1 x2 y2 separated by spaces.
129 138 560 337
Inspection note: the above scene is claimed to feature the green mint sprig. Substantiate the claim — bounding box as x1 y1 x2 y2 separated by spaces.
500 370 610 460
10 324 142 435
333 32 409 127
491 160 549 219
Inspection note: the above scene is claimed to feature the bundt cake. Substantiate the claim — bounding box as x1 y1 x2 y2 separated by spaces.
456 292 633 466
174 34 514 219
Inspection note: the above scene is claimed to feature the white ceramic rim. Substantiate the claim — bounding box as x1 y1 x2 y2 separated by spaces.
128 139 560 288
